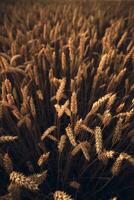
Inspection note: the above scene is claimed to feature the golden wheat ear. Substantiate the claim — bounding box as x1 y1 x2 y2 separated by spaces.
53 191 74 200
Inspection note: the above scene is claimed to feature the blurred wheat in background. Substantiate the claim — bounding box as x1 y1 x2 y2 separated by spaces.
0 0 134 199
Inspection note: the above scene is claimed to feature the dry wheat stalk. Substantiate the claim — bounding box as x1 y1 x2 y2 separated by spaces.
0 2 133 199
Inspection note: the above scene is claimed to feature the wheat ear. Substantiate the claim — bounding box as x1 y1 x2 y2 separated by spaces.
10 171 39 191
41 126 56 141
94 126 103 155
54 191 74 200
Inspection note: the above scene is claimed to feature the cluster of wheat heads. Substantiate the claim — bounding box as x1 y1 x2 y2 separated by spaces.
0 0 134 200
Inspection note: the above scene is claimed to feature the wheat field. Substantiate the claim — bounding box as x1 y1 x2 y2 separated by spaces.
0 0 134 199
